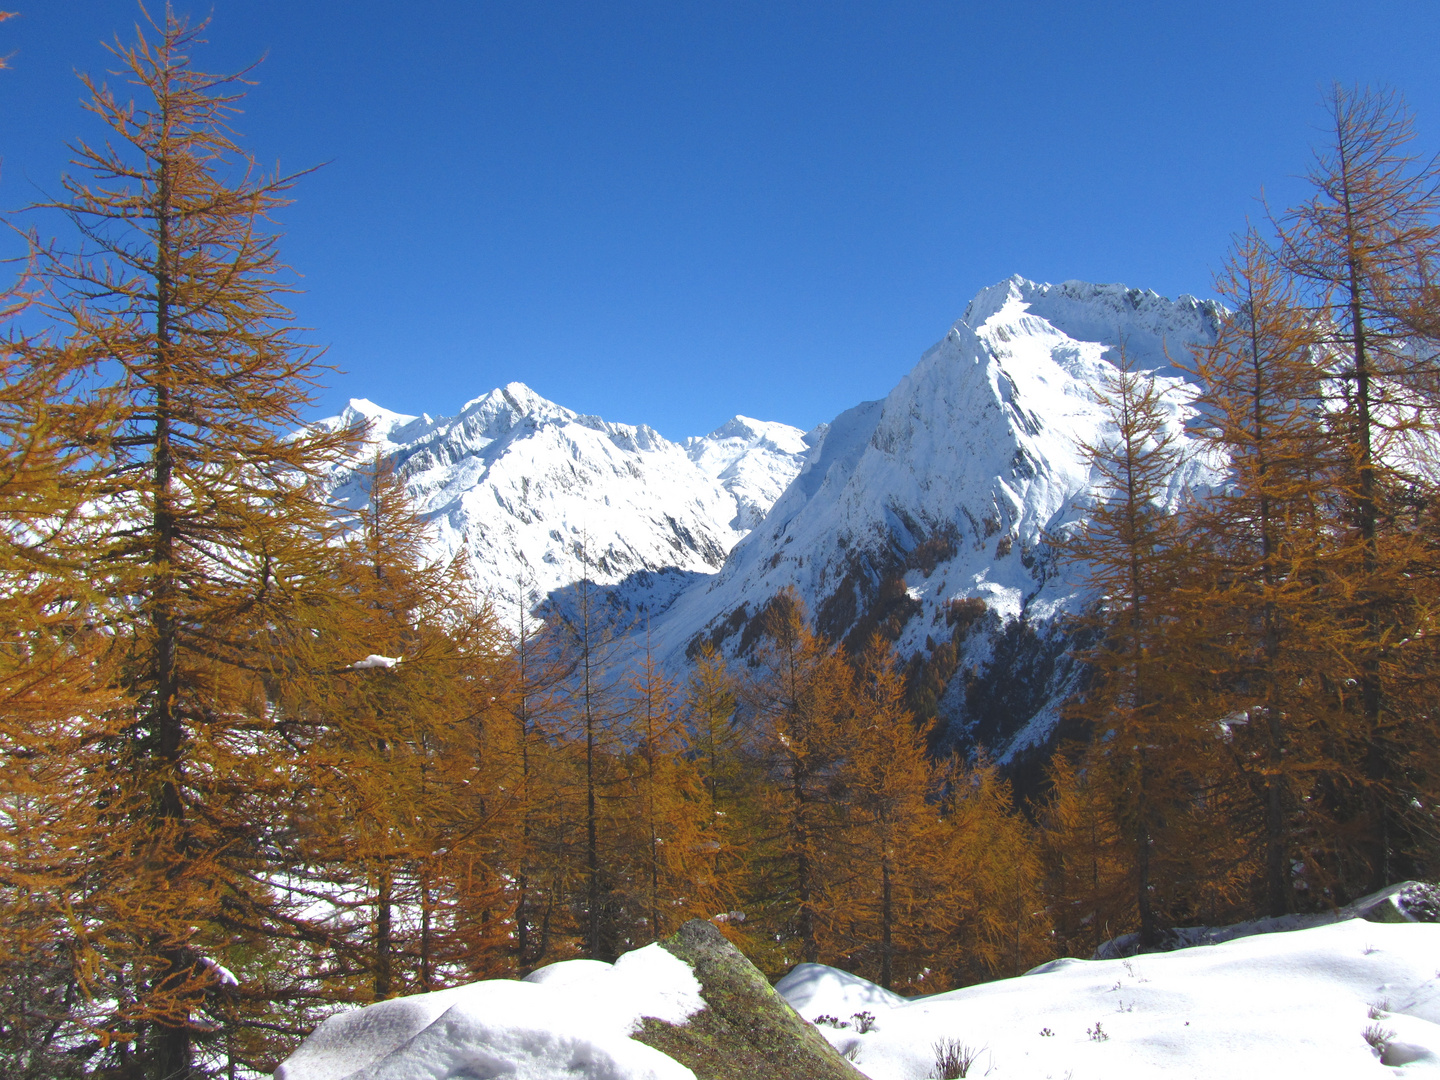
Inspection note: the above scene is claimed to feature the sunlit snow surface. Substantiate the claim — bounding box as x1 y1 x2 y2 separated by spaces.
277 919 1440 1080
785 920 1440 1080
275 944 703 1080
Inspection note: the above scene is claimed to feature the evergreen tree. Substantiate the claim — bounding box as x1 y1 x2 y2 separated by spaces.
1061 351 1193 948
35 10 358 1074
1268 86 1440 891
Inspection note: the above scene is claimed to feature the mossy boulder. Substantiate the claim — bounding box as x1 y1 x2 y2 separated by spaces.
633 920 866 1080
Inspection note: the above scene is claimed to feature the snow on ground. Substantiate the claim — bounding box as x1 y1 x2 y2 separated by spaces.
783 918 1440 1080
274 945 703 1080
276 910 1440 1080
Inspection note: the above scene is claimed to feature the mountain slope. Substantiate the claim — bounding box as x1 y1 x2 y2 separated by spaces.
313 276 1225 762
646 276 1226 758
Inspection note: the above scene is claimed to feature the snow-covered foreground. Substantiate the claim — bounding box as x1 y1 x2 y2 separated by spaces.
276 916 1440 1080
275 946 703 1080
784 918 1440 1079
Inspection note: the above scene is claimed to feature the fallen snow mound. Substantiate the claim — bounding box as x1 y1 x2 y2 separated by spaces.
782 919 1440 1079
274 944 703 1080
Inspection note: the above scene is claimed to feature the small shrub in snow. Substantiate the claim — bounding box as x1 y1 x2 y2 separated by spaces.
1039 1027 1055 1037
931 1037 982 1078
850 1010 877 1033
1087 1022 1109 1042
812 1014 847 1029
1368 999 1391 1019
1364 1022 1396 1057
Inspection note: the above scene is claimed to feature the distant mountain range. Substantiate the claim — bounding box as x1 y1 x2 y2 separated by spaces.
312 276 1226 763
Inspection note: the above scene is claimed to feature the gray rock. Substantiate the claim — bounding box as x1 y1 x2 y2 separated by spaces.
634 920 866 1080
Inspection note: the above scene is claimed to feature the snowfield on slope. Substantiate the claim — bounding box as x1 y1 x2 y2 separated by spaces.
276 916 1440 1080
643 276 1226 755
308 277 1227 756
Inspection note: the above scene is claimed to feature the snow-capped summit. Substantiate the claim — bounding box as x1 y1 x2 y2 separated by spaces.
312 383 811 612
686 415 818 532
313 397 435 455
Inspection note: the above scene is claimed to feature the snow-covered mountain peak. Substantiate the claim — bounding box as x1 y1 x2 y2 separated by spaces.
961 277 1225 375
315 397 434 454
311 275 1224 762
958 272 1031 327
682 415 813 533
311 385 810 611
646 275 1226 759
455 381 576 429
692 415 811 455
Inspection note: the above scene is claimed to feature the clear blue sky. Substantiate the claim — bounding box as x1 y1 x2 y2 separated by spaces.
5 2 1440 439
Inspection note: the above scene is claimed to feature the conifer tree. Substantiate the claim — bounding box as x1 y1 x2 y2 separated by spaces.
0 330 122 1080
742 591 850 966
0 51 128 1068
501 582 573 971
278 457 515 1001
1272 85 1440 889
1037 752 1129 957
609 634 726 948
547 549 633 961
1185 230 1344 915
35 10 358 1074
687 642 749 818
822 636 940 990
1062 352 1192 948
932 759 1050 985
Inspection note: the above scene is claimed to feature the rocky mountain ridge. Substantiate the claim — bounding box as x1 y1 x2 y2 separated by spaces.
312 381 813 613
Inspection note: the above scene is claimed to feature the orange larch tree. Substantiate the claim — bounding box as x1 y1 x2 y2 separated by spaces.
35 9 359 1075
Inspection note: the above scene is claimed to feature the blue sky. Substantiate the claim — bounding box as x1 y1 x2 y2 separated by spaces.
5 2 1440 439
